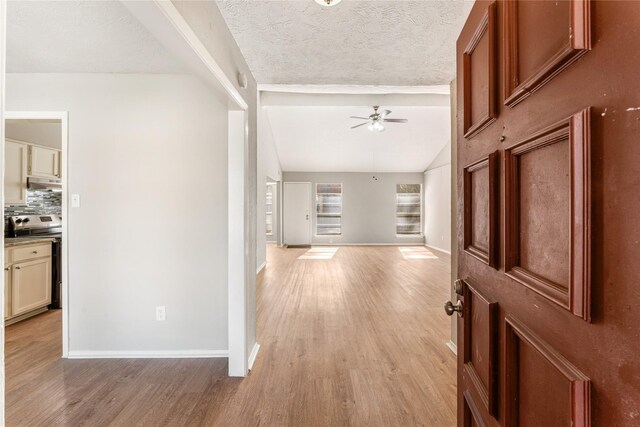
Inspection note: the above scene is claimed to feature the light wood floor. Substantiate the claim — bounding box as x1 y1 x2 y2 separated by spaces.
6 245 456 426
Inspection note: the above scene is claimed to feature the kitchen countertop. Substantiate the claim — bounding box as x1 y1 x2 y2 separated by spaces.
4 237 56 248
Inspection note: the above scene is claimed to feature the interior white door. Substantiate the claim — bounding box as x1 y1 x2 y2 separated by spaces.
284 182 311 246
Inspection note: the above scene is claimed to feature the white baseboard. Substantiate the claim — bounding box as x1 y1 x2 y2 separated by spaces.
248 342 260 371
256 261 266 274
311 243 425 246
67 349 229 359
425 244 452 255
446 340 457 355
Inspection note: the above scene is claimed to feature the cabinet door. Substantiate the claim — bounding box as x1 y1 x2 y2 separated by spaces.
5 140 28 204
29 146 60 178
4 266 11 320
12 258 51 316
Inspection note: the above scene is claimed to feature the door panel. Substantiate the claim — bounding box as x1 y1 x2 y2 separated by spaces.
463 390 488 427
463 280 498 416
463 2 497 138
464 151 499 268
504 109 591 320
503 0 591 106
283 182 311 246
505 316 590 427
456 1 640 426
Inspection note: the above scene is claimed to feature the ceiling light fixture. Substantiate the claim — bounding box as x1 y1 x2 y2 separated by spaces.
314 0 342 6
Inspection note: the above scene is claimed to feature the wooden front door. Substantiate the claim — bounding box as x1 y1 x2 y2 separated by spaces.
452 1 640 426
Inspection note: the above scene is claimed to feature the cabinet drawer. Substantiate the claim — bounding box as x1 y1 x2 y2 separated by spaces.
11 244 51 263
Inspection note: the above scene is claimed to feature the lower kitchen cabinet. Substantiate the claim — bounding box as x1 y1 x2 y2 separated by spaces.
12 258 51 317
4 266 11 320
4 242 52 322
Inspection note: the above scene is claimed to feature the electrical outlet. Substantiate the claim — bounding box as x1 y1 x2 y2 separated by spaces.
156 306 166 321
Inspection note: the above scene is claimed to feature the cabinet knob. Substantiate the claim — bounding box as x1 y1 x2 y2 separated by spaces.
32 251 38 254
15 266 21 270
4 267 9 271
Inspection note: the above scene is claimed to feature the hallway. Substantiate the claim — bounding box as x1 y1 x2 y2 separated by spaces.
6 245 455 426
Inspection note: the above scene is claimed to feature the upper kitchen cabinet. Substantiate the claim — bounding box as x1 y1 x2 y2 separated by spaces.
5 139 28 205
29 145 61 179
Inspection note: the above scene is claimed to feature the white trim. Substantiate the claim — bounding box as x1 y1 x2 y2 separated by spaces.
425 244 452 255
258 84 450 95
228 110 248 377
446 340 458 355
68 350 228 359
5 111 69 358
256 261 266 274
247 343 260 371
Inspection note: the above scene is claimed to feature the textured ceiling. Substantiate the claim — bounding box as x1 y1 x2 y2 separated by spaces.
265 104 451 173
216 0 473 85
6 1 187 73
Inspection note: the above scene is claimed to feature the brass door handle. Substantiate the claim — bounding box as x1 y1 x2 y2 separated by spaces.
444 300 463 317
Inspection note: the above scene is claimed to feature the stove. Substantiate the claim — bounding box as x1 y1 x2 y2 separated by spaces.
9 214 62 238
7 214 62 309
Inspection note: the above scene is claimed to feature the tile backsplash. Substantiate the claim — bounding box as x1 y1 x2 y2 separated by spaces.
5 190 62 216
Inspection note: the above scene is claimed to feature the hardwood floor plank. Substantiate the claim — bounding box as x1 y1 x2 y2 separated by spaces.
5 245 455 426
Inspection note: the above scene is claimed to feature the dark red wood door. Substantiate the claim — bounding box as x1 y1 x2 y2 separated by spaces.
454 1 640 426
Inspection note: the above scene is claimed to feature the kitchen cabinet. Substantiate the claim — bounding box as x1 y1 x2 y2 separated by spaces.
4 242 52 322
12 258 51 317
29 145 61 179
4 266 11 320
5 139 28 204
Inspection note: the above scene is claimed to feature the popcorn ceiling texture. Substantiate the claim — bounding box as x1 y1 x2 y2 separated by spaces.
215 1 472 85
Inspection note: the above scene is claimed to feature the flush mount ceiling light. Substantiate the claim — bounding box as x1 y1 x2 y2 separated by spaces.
314 0 342 6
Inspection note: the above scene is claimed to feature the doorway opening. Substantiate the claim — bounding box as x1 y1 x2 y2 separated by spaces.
3 111 69 387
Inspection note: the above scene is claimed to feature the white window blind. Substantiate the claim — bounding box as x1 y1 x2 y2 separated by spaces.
316 183 342 235
396 184 421 235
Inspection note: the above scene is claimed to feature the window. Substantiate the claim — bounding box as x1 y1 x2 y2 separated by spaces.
396 184 421 235
316 183 342 235
266 184 273 235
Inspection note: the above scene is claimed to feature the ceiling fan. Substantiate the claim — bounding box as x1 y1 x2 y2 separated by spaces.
350 106 408 132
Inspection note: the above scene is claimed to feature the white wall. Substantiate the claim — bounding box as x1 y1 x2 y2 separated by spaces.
171 0 259 363
423 162 452 253
283 172 424 245
256 99 283 270
7 73 230 354
423 139 452 253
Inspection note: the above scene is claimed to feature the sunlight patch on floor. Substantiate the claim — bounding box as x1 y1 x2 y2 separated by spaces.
399 246 438 260
297 247 339 260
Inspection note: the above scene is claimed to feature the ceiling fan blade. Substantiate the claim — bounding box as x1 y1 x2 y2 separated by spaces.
383 118 408 123
351 122 370 129
380 109 392 118
350 116 370 120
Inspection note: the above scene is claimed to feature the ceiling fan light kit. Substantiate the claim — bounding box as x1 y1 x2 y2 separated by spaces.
314 0 342 6
350 106 408 132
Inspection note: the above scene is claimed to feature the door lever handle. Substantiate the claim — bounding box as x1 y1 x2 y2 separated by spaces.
444 300 463 317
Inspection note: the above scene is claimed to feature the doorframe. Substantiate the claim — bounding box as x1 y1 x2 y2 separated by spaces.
4 111 69 358
283 181 313 246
